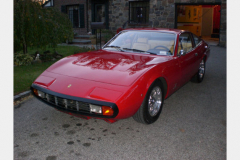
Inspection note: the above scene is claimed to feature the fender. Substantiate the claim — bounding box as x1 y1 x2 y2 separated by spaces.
142 65 168 99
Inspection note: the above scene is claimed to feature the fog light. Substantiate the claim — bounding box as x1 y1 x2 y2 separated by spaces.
102 106 114 116
90 104 102 114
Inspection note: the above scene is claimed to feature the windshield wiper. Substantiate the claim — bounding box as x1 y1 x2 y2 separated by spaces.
104 45 124 52
122 48 157 55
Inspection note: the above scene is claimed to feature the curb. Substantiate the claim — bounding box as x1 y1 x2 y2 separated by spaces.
14 90 32 102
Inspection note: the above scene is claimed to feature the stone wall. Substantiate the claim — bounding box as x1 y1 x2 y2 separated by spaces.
108 0 129 31
54 0 226 46
149 0 175 28
219 2 226 47
107 0 226 46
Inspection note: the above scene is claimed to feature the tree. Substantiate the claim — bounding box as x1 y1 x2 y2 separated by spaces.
14 0 73 53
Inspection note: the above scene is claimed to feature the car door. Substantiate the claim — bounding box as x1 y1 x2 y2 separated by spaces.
177 32 198 84
192 33 205 71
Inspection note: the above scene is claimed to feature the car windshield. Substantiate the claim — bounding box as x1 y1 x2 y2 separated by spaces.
103 31 176 55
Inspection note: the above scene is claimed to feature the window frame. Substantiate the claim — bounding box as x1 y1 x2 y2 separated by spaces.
129 0 150 25
103 30 177 56
67 5 80 28
61 4 85 28
178 32 194 54
192 33 203 48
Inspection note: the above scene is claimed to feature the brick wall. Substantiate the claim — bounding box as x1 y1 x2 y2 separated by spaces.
54 0 88 35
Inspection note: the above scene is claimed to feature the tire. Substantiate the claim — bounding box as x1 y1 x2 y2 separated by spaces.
133 81 164 124
191 58 206 83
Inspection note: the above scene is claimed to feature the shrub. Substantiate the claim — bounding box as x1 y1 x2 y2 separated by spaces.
38 51 53 62
38 51 63 62
101 29 115 43
14 53 33 66
73 46 96 54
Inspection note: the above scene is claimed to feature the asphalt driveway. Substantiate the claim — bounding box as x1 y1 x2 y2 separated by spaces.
14 46 226 160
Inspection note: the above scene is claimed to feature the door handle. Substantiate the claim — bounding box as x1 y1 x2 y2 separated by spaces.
195 53 198 56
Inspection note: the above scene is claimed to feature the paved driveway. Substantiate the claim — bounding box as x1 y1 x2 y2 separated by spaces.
14 46 226 160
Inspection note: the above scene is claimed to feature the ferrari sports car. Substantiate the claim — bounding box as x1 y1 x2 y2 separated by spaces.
31 28 210 124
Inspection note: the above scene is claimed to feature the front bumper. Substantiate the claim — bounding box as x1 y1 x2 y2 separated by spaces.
31 83 119 119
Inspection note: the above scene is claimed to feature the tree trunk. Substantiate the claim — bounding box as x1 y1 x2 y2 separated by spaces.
23 42 27 54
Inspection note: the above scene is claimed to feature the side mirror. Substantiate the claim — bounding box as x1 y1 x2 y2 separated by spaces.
179 49 186 56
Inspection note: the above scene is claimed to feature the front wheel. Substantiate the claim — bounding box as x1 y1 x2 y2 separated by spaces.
133 81 164 124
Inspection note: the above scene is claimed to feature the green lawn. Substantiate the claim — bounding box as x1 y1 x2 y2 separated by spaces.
27 45 91 57
14 61 55 95
14 45 93 95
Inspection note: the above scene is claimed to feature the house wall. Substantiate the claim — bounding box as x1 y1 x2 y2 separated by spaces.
53 0 226 46
107 0 226 47
219 1 226 47
54 0 87 35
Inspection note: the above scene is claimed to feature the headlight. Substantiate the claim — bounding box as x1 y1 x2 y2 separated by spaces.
90 104 102 114
33 88 45 98
90 104 114 116
38 90 45 98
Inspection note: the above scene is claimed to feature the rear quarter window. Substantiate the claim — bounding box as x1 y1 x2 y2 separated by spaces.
193 34 202 46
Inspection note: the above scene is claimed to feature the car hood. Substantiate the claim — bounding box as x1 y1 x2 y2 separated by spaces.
46 50 170 86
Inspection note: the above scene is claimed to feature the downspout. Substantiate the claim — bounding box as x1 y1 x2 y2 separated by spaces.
86 0 89 33
174 4 178 29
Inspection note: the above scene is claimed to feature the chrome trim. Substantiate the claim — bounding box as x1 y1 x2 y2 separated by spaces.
31 83 119 118
199 59 205 79
54 96 58 105
76 101 79 111
64 99 68 109
148 86 162 117
178 31 202 55
46 94 49 102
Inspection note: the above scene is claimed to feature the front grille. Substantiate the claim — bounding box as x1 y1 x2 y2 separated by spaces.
41 92 90 113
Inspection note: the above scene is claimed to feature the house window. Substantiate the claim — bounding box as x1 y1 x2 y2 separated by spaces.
68 6 80 28
61 4 85 28
42 0 54 8
33 0 46 5
129 1 149 24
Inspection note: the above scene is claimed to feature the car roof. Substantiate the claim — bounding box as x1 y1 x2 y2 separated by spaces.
124 28 184 34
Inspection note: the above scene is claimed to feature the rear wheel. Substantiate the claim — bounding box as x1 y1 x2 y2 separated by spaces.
191 58 206 83
133 81 164 124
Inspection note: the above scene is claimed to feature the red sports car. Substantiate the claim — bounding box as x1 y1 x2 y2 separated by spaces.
31 28 210 124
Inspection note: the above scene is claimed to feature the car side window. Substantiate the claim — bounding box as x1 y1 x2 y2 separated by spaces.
178 33 193 53
192 34 202 46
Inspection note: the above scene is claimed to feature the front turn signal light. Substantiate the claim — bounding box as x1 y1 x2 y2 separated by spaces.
102 106 114 116
33 88 38 96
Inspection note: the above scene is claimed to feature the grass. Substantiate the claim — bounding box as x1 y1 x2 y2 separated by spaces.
14 61 55 95
14 45 94 95
26 45 91 57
